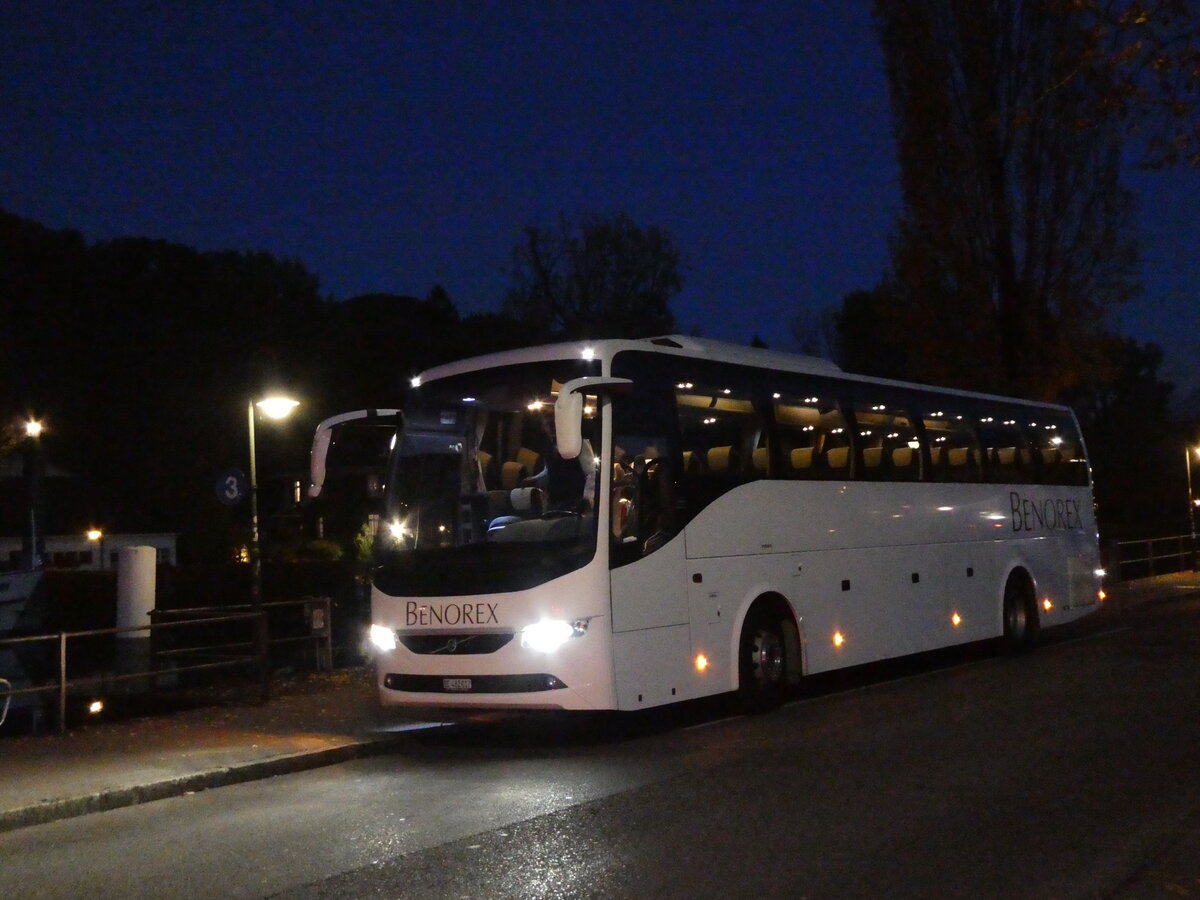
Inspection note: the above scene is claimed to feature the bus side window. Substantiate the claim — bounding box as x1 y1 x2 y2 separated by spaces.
610 438 677 559
1024 415 1089 486
773 389 849 481
975 410 1034 484
848 396 921 482
675 379 763 498
922 408 982 483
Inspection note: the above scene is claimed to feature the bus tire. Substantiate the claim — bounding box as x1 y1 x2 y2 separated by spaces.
1002 572 1039 653
738 610 787 712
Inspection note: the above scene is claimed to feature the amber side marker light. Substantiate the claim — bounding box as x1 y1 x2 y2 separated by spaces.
694 653 709 672
1043 598 1054 612
833 631 845 649
951 612 962 627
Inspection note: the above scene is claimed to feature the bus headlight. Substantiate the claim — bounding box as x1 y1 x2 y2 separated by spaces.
368 624 398 652
520 618 590 653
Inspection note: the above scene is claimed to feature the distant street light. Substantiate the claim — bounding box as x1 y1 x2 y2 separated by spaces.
248 396 300 610
86 528 105 571
24 419 43 438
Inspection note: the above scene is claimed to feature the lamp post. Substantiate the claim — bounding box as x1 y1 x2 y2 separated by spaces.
86 528 104 571
248 397 299 610
22 419 45 571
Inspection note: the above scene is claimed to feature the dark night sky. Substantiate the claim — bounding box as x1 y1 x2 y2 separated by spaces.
2 2 1196 403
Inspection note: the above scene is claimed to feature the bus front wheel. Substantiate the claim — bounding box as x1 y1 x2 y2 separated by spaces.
738 612 787 712
1002 573 1039 653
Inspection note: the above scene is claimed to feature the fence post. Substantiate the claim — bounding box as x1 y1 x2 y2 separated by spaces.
57 631 67 735
310 597 333 672
325 597 334 671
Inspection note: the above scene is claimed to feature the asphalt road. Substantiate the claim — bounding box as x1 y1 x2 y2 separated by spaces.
3 592 1199 899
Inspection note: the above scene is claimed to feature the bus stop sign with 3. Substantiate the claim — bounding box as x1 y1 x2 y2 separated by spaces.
216 469 248 505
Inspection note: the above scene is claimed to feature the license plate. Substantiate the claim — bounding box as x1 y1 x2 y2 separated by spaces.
443 678 472 692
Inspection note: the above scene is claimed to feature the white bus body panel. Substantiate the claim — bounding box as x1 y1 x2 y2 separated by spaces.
606 478 1098 706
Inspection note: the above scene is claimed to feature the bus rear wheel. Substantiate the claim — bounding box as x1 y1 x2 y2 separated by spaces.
738 613 787 712
1002 574 1039 653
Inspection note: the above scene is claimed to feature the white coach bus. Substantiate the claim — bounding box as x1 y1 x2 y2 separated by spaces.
310 336 1103 712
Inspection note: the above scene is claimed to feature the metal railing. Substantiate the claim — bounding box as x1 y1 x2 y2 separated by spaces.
1110 534 1199 582
151 597 333 675
0 597 332 734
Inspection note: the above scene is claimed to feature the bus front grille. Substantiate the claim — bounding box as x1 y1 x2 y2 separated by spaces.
398 632 515 655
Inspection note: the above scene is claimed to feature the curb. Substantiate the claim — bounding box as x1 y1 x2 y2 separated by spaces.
0 733 409 835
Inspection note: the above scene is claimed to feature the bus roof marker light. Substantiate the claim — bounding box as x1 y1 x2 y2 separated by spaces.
833 631 845 649
952 612 962 627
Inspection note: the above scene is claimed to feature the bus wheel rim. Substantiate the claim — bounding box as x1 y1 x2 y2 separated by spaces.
752 629 784 685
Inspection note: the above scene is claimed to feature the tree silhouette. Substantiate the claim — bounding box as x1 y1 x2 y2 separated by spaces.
1073 0 1200 168
502 212 681 341
871 0 1140 400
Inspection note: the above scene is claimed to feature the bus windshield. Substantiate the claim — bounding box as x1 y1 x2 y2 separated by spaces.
375 358 602 597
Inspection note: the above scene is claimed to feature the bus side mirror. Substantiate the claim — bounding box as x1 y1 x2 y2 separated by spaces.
554 376 633 460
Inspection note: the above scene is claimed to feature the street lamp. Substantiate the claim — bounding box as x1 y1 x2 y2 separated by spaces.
86 528 104 571
248 396 299 609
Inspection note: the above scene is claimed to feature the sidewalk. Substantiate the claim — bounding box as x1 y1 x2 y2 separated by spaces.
1 572 1197 836
0 665 435 833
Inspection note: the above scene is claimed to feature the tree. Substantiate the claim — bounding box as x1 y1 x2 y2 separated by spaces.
502 212 681 341
871 0 1141 400
1064 335 1180 536
1072 1 1200 168
822 286 909 378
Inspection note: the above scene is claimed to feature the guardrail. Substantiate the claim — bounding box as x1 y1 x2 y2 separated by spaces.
151 597 333 675
1111 534 1198 582
0 597 332 734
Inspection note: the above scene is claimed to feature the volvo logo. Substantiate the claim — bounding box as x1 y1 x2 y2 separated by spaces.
432 634 478 654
